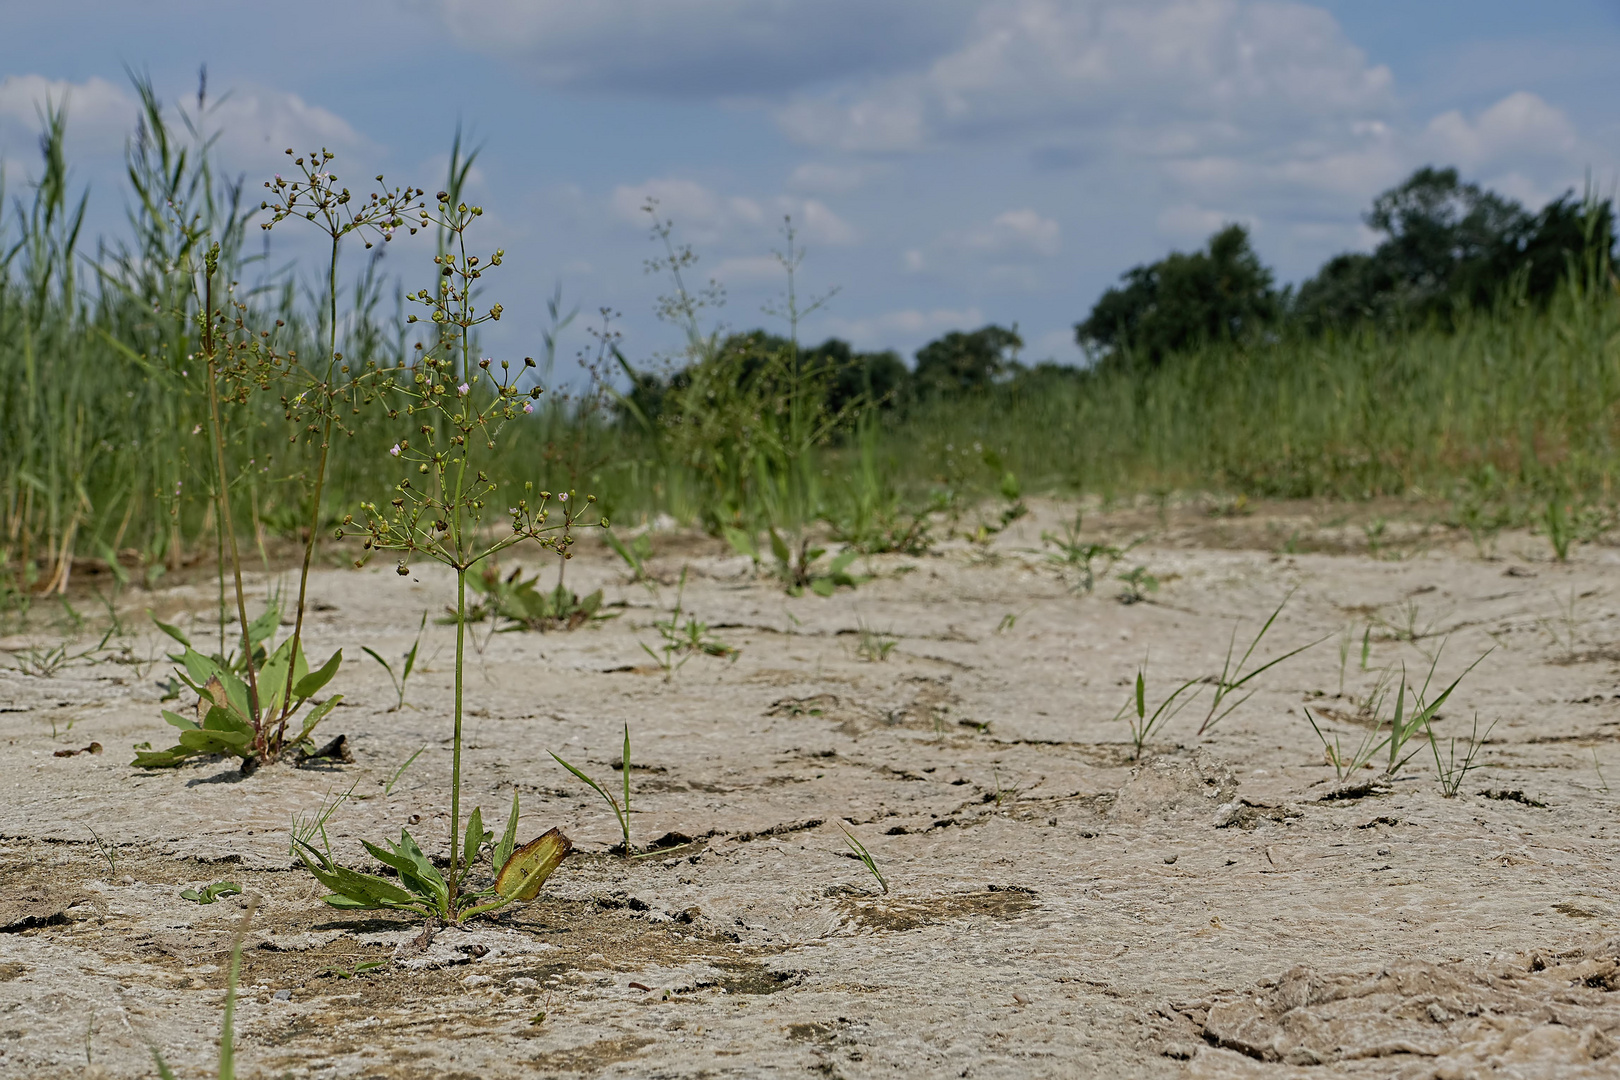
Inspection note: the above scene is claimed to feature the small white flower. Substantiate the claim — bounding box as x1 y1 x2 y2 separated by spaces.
390 444 401 457
559 492 568 503
522 401 534 414
458 383 470 396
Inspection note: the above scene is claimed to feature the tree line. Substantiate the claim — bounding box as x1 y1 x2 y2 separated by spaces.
620 165 1615 425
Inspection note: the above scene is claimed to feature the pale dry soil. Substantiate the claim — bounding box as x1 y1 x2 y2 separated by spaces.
2 499 1619 1079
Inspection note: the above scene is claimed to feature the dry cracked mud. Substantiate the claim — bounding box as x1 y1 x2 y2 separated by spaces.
2 498 1619 1078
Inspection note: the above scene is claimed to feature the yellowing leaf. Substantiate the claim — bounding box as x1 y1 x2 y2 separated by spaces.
494 828 572 902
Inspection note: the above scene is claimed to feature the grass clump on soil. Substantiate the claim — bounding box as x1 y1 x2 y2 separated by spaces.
551 724 634 857
1114 662 1202 760
837 822 888 894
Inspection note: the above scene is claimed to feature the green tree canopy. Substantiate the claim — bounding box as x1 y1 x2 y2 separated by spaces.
1074 224 1278 369
912 325 1023 397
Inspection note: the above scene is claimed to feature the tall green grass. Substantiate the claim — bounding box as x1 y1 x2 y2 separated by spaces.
1 88 1616 608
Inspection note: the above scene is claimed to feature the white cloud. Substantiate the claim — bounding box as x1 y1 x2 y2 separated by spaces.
821 305 986 351
204 86 371 171
904 207 1059 282
777 0 1395 155
610 176 857 246
0 74 137 158
712 255 784 285
429 0 978 96
787 161 873 195
0 74 369 180
962 209 1060 257
1425 92 1579 170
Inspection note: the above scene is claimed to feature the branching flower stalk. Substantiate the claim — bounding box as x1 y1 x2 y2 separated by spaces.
345 191 603 913
259 150 428 748
197 245 263 745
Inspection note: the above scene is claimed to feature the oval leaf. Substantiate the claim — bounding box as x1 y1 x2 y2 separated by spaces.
294 650 342 701
494 828 573 902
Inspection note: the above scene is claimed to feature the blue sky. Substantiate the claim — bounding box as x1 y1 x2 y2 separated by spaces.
3 1 1617 371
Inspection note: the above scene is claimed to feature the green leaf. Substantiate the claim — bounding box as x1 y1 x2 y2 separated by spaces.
722 527 758 560
161 709 199 732
494 792 519 872
246 604 280 649
180 880 242 904
294 650 343 700
200 705 253 736
181 647 225 689
361 646 394 678
132 746 191 768
292 695 341 746
462 806 486 873
293 841 422 910
810 577 836 598
361 830 447 910
768 529 790 566
178 728 252 756
828 549 858 575
152 618 190 648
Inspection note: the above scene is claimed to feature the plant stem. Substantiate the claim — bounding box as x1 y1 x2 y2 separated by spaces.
202 267 261 745
450 565 465 916
275 234 341 741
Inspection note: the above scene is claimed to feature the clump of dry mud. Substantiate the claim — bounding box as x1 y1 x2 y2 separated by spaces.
2 498 1618 1078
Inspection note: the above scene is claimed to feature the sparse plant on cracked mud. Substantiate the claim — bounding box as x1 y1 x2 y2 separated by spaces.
639 567 736 679
363 610 427 712
1114 662 1201 760
462 560 610 631
131 146 431 770
1429 711 1496 797
551 724 634 857
837 822 888 894
1116 565 1159 605
1304 646 1488 781
293 187 599 922
1041 511 1127 594
1196 591 1325 735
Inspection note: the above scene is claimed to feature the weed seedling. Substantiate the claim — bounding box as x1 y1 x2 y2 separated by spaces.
1114 663 1202 760
1428 711 1496 797
1116 566 1159 605
837 822 888 894
1385 647 1489 778
1544 496 1573 561
605 529 654 582
1196 592 1324 735
551 725 633 857
87 826 116 875
363 611 426 711
385 744 428 796
1040 512 1126 593
180 880 243 904
1303 707 1385 779
855 621 897 662
640 568 736 679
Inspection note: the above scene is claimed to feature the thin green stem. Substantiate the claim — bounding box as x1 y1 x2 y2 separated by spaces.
276 233 341 741
450 565 465 915
202 268 261 742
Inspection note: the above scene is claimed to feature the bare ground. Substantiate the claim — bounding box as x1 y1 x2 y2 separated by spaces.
2 498 1619 1079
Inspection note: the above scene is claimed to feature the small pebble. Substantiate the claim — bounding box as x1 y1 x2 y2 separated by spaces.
273 989 291 1002
1163 854 1179 864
